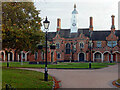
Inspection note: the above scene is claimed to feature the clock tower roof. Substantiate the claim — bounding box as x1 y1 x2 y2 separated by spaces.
72 4 78 14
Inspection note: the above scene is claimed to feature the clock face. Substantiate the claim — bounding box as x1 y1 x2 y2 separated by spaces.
72 23 76 26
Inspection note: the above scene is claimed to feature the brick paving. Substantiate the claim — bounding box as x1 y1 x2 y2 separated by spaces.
19 64 118 88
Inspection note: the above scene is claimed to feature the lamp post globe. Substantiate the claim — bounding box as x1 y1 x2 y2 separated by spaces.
43 16 50 30
43 16 50 81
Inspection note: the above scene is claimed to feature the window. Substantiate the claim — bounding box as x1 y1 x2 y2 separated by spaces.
97 41 101 48
80 42 84 48
73 44 76 49
56 43 60 49
107 41 117 47
41 52 44 60
35 52 38 60
57 52 60 59
66 43 71 54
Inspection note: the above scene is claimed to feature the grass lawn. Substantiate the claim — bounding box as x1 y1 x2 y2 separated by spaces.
1 62 116 69
2 67 53 89
117 79 120 84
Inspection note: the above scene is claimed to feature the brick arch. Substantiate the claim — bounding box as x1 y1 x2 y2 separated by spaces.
0 51 5 61
112 51 120 62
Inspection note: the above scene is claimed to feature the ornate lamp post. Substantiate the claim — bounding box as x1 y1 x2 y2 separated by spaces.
71 42 76 62
110 41 114 63
7 52 10 68
43 16 50 81
88 40 93 69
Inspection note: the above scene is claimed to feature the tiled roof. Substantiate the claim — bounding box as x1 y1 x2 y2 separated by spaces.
47 29 120 41
91 31 111 40
115 30 120 40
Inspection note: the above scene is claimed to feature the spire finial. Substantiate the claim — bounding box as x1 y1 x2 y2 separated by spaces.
74 4 76 8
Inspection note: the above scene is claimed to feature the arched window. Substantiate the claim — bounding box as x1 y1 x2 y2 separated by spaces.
80 42 84 48
35 52 38 60
66 43 71 54
57 52 61 59
56 43 60 49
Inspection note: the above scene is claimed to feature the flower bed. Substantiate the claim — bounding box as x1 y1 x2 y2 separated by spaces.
53 77 61 89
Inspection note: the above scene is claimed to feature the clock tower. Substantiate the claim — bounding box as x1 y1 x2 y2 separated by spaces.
71 4 78 33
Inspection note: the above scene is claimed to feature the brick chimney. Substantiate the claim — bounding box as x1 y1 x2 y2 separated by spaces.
89 17 93 31
111 15 115 32
57 18 61 32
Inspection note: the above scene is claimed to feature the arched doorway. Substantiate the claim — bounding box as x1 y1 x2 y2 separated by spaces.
19 53 21 62
1 52 4 61
10 52 13 61
51 52 54 62
79 53 84 62
94 52 102 62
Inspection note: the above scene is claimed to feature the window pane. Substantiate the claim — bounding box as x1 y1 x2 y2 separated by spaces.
56 43 60 49
57 53 60 59
80 42 84 48
97 41 101 48
66 43 70 54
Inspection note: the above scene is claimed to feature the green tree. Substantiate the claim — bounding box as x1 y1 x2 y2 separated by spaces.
2 2 45 61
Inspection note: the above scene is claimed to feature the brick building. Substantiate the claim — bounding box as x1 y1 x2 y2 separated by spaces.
1 4 120 63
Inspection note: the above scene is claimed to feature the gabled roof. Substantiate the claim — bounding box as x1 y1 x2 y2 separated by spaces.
47 29 120 41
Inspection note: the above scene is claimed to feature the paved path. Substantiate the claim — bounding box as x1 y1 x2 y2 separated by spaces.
19 64 118 88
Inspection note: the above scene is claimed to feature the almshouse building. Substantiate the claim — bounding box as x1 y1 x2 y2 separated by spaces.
1 4 120 63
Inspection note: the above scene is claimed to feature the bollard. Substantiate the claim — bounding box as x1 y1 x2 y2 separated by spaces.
7 62 9 68
89 62 91 69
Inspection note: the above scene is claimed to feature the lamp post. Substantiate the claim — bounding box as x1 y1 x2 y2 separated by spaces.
71 42 76 62
88 40 93 69
110 41 114 63
7 52 9 68
110 49 113 63
43 16 50 81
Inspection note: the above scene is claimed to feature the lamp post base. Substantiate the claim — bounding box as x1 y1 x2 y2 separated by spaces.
44 71 48 81
7 62 9 68
44 67 48 81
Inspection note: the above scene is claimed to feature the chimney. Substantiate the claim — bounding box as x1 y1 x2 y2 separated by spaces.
111 15 115 32
57 18 61 32
89 17 93 31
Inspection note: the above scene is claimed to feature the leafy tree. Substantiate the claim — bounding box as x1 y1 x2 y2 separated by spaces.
2 2 45 61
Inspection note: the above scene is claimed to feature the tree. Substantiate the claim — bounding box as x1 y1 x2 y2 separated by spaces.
2 2 45 61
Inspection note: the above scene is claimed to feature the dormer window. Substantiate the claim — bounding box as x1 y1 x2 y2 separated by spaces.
107 41 117 47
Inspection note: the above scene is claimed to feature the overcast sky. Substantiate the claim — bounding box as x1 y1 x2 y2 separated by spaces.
34 0 120 32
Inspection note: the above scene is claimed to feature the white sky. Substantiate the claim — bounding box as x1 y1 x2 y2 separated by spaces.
34 0 120 32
